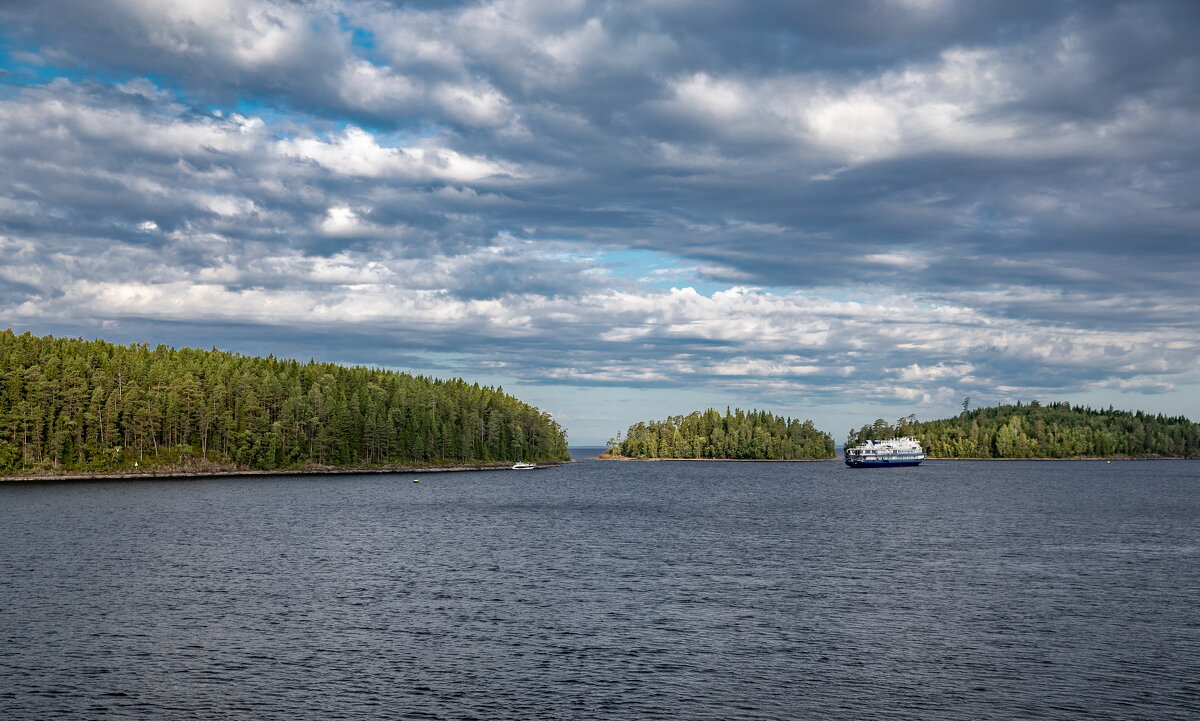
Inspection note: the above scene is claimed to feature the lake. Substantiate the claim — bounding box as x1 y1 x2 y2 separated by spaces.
1 453 1198 720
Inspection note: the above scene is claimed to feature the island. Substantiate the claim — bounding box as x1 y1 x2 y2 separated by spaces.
848 401 1200 459
0 330 569 478
603 408 836 460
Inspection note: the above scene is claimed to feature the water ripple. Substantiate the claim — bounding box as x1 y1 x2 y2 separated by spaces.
1 458 1198 719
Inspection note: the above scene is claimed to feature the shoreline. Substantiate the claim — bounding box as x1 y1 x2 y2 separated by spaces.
592 455 838 462
0 461 568 483
5 454 1190 481
594 454 1193 462
922 456 1193 461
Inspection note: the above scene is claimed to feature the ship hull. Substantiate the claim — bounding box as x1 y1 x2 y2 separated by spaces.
844 458 923 468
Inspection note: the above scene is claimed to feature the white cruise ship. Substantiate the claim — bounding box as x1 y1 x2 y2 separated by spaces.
844 437 925 468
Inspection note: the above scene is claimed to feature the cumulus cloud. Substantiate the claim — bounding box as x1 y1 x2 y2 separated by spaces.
4 226 1193 409
1 0 1198 440
277 126 520 182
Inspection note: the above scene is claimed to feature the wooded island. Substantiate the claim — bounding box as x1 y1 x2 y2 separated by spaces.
606 408 837 460
0 330 569 476
848 401 1200 459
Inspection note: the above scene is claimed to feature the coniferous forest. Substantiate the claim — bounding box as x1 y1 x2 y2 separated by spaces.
610 408 836 460
0 330 569 475
847 402 1200 458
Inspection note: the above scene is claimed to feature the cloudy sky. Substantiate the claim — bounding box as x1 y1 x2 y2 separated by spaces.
1 0 1198 444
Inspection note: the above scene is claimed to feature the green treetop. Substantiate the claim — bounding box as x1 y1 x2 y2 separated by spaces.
610 407 835 460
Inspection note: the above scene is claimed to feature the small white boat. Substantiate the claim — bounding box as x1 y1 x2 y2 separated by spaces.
511 462 537 470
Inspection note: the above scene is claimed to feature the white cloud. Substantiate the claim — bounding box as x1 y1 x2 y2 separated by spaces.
335 61 418 114
433 81 513 128
13 249 1187 389
320 206 371 237
895 362 975 382
117 0 315 68
861 252 931 269
0 86 264 159
654 40 1178 168
276 126 519 182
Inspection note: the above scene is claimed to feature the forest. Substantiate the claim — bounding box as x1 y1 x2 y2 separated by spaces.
610 408 836 460
847 401 1200 458
0 330 569 475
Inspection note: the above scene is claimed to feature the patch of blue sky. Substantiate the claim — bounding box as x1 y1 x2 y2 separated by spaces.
0 36 83 89
0 38 260 127
0 39 191 105
350 114 441 143
226 97 429 148
349 26 376 51
0 33 416 143
227 98 317 138
595 248 735 296
337 14 385 64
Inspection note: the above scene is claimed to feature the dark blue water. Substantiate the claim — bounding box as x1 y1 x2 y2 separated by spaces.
2 454 1198 720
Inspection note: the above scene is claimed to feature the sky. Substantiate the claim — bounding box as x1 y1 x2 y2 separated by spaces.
1 0 1198 445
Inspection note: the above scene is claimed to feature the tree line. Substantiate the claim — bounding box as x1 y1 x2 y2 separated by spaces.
610 407 836 460
0 330 569 474
847 401 1200 458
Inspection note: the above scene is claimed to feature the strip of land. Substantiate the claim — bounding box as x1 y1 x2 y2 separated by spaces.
593 454 836 462
594 454 1190 462
920 456 1190 461
1 461 567 482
